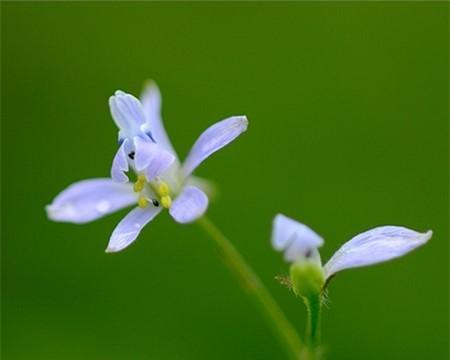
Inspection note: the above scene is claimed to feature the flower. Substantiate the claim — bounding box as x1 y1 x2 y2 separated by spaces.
46 82 248 253
272 214 432 283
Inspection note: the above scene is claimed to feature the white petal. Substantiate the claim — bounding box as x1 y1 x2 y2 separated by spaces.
109 90 146 138
271 214 324 263
106 206 162 253
323 226 432 279
140 81 178 158
111 139 130 183
46 179 136 224
133 136 176 180
169 186 208 223
181 116 248 177
284 240 322 265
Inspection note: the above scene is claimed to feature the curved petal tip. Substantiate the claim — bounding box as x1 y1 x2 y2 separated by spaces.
181 115 249 177
271 213 324 263
324 225 432 280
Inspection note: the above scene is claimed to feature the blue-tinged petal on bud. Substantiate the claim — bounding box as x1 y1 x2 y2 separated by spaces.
323 226 432 280
272 214 324 264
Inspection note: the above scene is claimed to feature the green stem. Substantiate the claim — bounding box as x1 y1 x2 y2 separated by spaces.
305 294 321 347
197 216 304 360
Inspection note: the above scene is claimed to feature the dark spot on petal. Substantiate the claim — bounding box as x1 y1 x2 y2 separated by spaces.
128 151 135 160
146 132 156 143
304 249 312 258
152 199 160 207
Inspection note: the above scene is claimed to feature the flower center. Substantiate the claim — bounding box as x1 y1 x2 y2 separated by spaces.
133 174 172 209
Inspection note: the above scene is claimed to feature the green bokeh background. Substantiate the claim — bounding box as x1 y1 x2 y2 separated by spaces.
2 2 448 359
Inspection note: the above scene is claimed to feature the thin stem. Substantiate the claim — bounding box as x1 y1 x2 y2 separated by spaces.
197 216 304 360
305 294 321 347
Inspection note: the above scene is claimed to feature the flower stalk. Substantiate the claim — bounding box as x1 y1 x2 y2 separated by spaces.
197 216 304 360
305 294 322 349
289 261 325 357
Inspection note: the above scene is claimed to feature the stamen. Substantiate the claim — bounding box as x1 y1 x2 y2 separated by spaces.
161 196 172 209
157 182 170 196
133 174 146 192
134 176 172 209
138 196 148 208
128 151 135 160
133 182 144 192
153 180 172 208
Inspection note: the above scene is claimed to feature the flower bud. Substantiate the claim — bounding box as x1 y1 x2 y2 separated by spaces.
289 261 325 298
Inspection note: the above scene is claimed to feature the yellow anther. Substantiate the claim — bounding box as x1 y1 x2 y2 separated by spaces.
161 195 172 209
133 181 145 192
157 181 170 196
138 196 149 208
133 174 147 192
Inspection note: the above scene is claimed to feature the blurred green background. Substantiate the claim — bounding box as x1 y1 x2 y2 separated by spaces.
2 2 448 359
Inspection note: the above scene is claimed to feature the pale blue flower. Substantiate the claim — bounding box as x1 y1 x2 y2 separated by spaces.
47 82 248 253
272 214 432 281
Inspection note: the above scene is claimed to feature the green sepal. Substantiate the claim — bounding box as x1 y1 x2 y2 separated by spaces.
289 261 325 299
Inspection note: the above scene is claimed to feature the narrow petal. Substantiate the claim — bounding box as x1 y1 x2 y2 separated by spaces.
46 179 136 224
133 136 176 180
109 90 146 138
271 214 324 263
140 81 178 158
111 139 130 183
181 116 248 177
323 226 432 279
169 186 208 223
106 206 162 253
